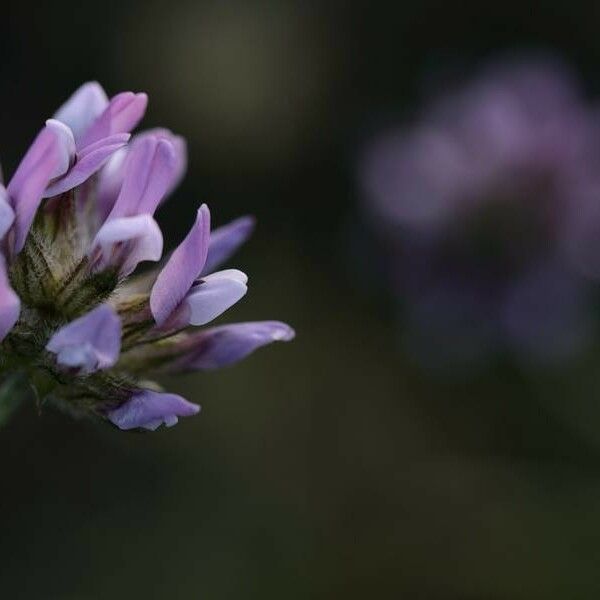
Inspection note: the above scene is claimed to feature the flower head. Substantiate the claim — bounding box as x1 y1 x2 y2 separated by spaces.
0 82 293 430
360 57 600 367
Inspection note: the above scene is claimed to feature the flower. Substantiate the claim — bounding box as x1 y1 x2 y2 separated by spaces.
359 58 600 368
0 82 294 430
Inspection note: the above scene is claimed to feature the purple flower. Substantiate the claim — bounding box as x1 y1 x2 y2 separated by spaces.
95 128 186 223
150 204 211 326
4 81 143 255
150 204 248 330
46 304 121 374
90 214 164 277
6 121 70 254
166 321 296 372
107 390 200 431
0 82 294 431
360 57 600 367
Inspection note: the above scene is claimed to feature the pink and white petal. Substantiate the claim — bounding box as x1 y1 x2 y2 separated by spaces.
107 390 200 431
150 204 210 326
53 82 109 145
46 304 121 374
0 254 20 341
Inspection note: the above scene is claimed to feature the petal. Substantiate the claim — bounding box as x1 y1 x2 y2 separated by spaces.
95 128 186 223
107 390 200 431
79 91 148 148
96 147 128 222
91 214 163 276
106 135 178 220
53 82 109 144
150 204 210 326
0 254 20 341
202 215 255 275
7 122 73 254
46 304 121 374
43 133 130 198
135 128 187 202
173 321 295 371
0 186 15 240
45 120 76 179
185 269 248 326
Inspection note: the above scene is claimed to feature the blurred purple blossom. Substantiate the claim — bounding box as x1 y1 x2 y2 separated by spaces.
360 57 600 367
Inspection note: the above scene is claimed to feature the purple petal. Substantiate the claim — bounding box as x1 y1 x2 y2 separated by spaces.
135 128 187 202
107 390 200 431
53 82 109 145
0 254 20 341
185 269 248 326
91 214 163 276
0 186 15 240
201 215 255 275
43 133 130 198
106 135 178 220
95 147 128 223
150 204 210 326
95 129 186 224
45 120 76 179
7 121 74 254
46 304 121 374
173 321 295 371
79 91 148 149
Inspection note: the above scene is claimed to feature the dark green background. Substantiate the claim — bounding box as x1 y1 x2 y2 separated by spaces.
2 1 600 598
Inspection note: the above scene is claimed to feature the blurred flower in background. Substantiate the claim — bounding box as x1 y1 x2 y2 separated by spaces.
360 57 600 369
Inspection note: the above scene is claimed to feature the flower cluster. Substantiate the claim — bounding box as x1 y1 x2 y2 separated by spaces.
0 82 294 430
360 58 600 367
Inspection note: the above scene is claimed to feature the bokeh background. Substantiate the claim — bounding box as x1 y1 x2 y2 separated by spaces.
3 1 600 598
